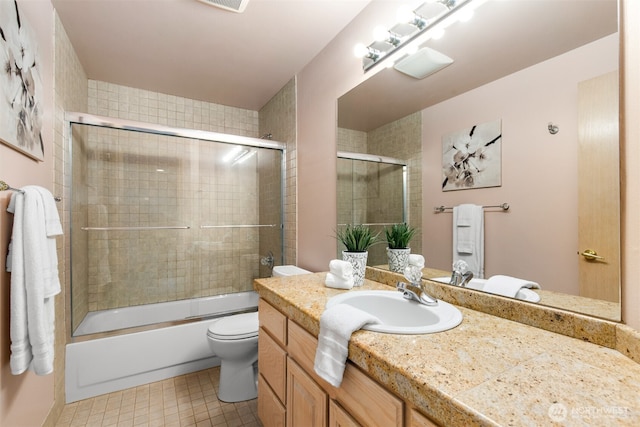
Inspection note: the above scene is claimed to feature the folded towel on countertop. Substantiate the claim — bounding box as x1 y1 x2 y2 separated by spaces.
314 304 380 387
483 275 540 298
325 272 354 290
329 259 353 279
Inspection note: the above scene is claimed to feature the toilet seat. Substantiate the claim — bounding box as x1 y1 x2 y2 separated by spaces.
207 312 258 340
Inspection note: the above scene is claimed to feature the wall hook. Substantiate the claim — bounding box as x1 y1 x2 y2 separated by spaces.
548 122 559 135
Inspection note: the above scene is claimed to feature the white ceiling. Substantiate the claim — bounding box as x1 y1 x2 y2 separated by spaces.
51 0 370 111
51 0 618 128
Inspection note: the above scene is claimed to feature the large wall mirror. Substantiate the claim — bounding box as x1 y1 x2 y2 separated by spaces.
337 0 620 321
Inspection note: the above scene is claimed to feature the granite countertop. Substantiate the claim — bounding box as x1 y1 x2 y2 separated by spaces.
254 273 640 427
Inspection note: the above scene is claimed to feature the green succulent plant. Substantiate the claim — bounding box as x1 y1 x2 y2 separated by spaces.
336 224 380 252
384 223 416 249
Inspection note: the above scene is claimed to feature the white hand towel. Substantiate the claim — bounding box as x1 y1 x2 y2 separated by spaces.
6 186 62 376
408 254 425 269
452 204 484 278
314 304 380 387
325 272 354 290
329 259 353 279
483 275 540 298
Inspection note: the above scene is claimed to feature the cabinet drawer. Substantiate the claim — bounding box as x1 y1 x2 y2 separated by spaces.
287 320 319 375
258 328 287 402
336 361 403 427
288 320 403 427
259 299 287 346
258 374 286 427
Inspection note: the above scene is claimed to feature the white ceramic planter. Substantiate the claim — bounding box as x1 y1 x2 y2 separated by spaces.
342 251 368 287
386 247 411 273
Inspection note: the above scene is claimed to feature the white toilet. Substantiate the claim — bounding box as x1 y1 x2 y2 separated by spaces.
207 312 259 402
206 265 311 402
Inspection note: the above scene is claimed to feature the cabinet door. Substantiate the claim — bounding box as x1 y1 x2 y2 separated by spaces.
329 400 361 427
407 408 440 427
286 357 327 427
258 374 286 427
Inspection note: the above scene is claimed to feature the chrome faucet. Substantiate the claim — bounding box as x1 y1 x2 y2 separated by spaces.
450 260 474 287
449 270 474 287
396 281 438 306
396 265 438 306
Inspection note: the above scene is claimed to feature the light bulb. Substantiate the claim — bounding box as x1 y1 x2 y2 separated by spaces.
373 26 389 42
353 43 369 59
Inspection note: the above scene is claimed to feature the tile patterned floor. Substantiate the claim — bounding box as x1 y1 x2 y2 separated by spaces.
55 367 262 427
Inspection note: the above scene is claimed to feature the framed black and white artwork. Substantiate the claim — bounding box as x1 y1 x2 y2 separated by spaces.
0 0 44 161
442 119 502 191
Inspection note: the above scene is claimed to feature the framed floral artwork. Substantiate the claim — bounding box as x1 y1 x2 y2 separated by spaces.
442 119 502 191
0 0 44 161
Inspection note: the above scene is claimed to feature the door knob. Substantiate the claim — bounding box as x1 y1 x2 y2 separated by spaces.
579 249 605 261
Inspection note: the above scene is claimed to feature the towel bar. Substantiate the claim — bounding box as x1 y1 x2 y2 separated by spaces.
0 180 24 194
1 180 61 202
434 203 510 213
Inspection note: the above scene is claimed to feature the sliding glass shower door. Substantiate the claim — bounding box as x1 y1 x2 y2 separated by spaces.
69 116 284 334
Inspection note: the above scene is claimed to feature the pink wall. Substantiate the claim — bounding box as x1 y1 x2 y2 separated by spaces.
296 2 401 272
0 1 56 426
422 35 618 295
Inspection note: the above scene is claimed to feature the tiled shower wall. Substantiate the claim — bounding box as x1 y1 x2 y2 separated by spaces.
258 78 297 273
68 81 283 320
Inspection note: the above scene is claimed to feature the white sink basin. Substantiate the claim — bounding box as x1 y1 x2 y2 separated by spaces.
430 277 541 303
326 290 463 334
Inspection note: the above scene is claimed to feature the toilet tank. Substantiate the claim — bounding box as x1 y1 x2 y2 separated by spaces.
272 265 312 277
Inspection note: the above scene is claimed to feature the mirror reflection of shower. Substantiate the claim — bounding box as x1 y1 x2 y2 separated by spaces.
68 114 284 336
336 151 407 266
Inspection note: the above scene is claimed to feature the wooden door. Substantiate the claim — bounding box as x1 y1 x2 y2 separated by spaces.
577 71 620 302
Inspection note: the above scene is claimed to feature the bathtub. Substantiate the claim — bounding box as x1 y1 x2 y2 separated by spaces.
65 291 259 403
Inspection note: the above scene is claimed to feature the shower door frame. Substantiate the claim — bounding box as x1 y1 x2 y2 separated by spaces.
65 112 287 328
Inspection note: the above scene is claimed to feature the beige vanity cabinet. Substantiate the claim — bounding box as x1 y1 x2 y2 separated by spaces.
258 300 287 427
257 298 439 427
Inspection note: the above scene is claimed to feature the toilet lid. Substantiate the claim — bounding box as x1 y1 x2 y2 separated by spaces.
207 311 259 340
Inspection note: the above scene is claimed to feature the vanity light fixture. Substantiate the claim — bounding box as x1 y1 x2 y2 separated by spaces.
354 43 382 61
373 26 402 46
355 0 488 73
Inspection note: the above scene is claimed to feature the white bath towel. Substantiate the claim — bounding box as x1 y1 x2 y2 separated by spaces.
452 204 484 279
408 254 425 269
314 304 380 387
483 275 540 298
324 272 354 290
6 186 62 376
329 259 353 279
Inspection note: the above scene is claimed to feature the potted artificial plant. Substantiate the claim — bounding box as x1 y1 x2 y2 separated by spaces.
384 223 416 273
336 224 379 286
